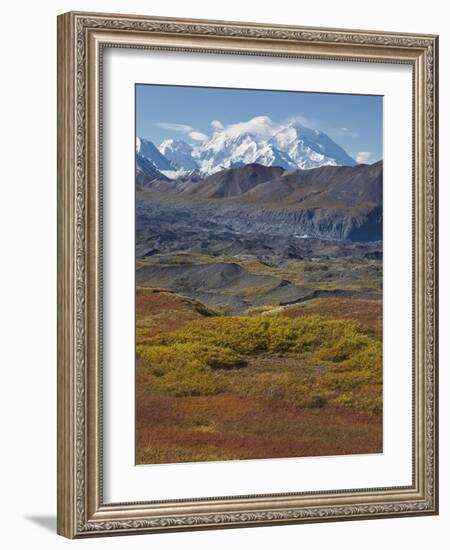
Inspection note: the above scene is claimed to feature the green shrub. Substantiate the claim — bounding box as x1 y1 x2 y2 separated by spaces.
137 343 228 396
318 341 382 413
137 313 382 411
315 328 371 363
159 362 224 397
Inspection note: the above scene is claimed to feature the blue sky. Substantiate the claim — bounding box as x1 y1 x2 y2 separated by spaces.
136 84 383 163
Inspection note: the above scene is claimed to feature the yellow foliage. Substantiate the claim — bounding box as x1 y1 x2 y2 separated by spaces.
319 341 382 413
137 313 382 412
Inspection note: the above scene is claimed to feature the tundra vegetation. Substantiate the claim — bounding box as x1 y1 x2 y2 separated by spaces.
136 287 382 464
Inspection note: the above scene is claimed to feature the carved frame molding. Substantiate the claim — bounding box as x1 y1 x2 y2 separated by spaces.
57 11 438 538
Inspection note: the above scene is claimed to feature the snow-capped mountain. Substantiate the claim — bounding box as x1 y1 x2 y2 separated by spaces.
136 153 168 186
138 115 357 178
191 117 293 173
136 137 174 171
268 120 356 169
159 139 198 171
195 116 356 173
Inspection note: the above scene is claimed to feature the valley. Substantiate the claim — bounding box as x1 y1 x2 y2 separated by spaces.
135 158 383 465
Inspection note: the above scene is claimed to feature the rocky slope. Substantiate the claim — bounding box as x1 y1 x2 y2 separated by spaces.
137 161 383 243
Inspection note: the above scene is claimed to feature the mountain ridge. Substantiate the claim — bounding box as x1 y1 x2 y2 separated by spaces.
137 115 359 176
181 163 286 199
138 159 382 212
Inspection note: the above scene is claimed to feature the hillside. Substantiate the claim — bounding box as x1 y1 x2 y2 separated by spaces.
241 161 382 210
182 163 285 198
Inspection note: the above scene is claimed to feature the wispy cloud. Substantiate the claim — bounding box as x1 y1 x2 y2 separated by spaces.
156 122 192 133
189 131 209 141
211 119 224 131
155 122 209 142
286 114 317 128
355 151 372 164
221 115 280 140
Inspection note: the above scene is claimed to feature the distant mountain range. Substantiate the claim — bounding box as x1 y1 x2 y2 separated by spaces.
136 115 358 178
137 158 382 209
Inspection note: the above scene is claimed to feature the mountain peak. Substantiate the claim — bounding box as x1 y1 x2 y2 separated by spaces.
136 137 174 171
159 138 191 150
194 116 356 173
159 139 197 171
182 162 286 199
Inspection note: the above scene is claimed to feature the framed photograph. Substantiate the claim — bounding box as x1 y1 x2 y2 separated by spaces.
57 11 439 538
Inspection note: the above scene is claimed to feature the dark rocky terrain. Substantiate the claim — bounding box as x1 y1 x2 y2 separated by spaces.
135 161 382 313
137 160 382 241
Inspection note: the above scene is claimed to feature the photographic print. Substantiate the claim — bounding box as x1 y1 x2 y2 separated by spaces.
135 84 383 465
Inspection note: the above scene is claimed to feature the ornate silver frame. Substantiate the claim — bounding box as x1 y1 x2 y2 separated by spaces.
57 11 439 538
